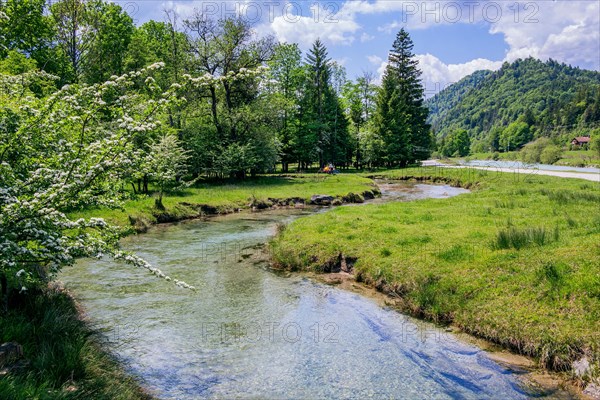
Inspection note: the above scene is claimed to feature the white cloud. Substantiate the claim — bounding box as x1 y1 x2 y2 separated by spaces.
334 57 349 67
372 1 599 95
376 1 599 71
360 32 375 42
378 21 403 34
367 55 383 65
371 52 503 97
261 2 360 48
415 54 503 97
374 60 388 85
491 1 600 69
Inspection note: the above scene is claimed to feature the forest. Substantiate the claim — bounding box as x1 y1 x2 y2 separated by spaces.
0 0 432 183
427 57 600 155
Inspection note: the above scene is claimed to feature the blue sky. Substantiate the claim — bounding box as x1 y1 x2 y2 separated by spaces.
116 0 600 94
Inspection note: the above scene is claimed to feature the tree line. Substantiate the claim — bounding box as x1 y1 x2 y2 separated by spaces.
0 0 433 184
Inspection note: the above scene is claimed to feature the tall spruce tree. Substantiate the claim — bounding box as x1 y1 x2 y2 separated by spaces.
268 43 303 172
303 39 330 168
300 39 350 168
374 28 431 166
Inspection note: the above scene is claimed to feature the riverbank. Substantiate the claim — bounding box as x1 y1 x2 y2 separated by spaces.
306 270 584 398
270 167 600 391
0 285 152 399
71 174 379 232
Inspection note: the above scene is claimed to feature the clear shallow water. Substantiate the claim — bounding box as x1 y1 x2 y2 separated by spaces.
374 181 470 203
461 159 600 174
61 184 554 399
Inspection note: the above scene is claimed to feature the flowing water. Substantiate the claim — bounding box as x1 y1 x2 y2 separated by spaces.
60 183 560 399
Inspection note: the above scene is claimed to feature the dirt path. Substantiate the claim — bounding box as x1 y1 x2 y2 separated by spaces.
422 160 600 182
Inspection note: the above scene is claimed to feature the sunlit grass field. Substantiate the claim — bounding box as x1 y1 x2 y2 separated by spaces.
271 167 600 373
72 174 377 228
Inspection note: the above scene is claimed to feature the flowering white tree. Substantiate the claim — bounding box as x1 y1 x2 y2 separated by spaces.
0 12 7 52
0 64 270 304
0 64 195 305
145 133 190 210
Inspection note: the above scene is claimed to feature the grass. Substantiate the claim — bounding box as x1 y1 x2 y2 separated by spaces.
270 166 600 374
467 151 519 161
558 150 599 168
493 226 559 249
0 288 151 399
71 174 377 229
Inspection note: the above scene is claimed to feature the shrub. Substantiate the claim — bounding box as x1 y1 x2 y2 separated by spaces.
520 137 553 164
540 145 563 164
538 262 569 298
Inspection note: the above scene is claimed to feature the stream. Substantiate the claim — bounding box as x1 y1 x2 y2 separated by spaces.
60 183 562 399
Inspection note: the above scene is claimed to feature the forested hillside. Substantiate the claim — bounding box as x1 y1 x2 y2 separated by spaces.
426 58 600 153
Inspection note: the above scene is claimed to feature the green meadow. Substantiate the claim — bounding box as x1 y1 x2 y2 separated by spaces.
271 167 600 375
71 174 377 229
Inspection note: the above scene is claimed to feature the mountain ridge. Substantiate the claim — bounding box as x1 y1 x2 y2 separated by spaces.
425 57 600 152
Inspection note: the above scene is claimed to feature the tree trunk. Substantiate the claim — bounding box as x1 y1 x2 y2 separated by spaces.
155 192 165 210
209 86 221 135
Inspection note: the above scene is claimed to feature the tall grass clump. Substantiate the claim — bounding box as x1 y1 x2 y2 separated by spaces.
494 199 515 209
565 214 577 228
493 226 559 250
538 262 569 298
541 189 600 204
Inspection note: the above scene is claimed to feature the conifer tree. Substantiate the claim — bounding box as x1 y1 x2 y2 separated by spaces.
374 28 431 166
300 39 350 168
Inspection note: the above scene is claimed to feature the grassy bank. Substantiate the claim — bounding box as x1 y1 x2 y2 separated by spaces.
270 167 600 378
558 150 600 168
72 174 377 230
0 287 151 399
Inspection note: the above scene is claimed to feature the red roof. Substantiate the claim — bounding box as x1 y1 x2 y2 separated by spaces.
573 137 591 143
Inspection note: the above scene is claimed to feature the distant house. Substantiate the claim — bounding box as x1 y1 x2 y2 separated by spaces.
571 136 591 147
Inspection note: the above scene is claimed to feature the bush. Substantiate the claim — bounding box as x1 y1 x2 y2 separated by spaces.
591 134 600 156
520 137 551 163
540 145 563 164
